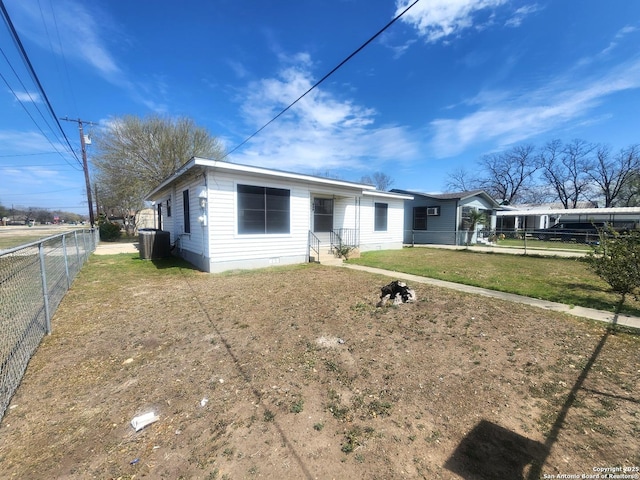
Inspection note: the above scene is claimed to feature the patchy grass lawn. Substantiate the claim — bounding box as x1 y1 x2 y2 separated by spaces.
495 237 592 252
348 247 640 317
0 255 638 479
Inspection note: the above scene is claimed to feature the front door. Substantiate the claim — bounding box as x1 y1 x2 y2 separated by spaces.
313 198 333 242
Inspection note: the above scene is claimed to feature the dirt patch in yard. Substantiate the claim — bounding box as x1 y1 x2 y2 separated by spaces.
0 259 639 479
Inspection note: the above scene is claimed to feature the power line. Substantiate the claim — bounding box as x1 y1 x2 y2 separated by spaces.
0 0 80 164
42 0 79 118
0 187 83 196
0 162 81 167
225 0 422 158
0 49 82 171
0 152 63 158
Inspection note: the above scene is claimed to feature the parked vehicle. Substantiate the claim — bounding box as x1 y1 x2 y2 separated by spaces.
533 222 607 243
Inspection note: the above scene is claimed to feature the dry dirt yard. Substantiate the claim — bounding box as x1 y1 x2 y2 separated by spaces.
0 257 639 479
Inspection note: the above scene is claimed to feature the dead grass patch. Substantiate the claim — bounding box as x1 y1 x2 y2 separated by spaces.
0 257 638 479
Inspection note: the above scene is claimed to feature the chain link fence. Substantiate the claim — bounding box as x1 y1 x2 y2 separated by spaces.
405 228 601 250
0 229 98 420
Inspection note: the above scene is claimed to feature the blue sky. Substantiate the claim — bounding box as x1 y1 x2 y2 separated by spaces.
1 0 639 215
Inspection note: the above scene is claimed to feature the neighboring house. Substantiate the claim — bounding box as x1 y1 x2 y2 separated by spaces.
145 157 413 273
137 208 156 230
390 189 501 246
497 204 640 234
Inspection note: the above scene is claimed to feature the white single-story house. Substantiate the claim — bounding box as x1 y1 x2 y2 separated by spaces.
390 189 502 246
145 157 413 272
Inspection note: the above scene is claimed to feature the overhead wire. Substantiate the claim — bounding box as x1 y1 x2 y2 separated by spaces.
224 0 422 159
1 162 81 167
0 151 62 157
0 47 82 171
0 0 81 166
43 0 79 117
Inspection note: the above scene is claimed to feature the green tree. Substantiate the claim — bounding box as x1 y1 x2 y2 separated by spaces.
93 115 225 232
586 229 640 311
463 208 487 246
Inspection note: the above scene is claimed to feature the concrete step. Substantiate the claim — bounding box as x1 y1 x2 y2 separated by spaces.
310 245 347 266
319 254 344 266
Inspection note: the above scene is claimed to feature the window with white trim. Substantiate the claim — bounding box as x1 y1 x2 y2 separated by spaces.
374 202 388 231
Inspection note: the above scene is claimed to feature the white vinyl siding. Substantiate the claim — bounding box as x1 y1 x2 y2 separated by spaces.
359 196 405 251
167 177 205 257
146 158 409 272
204 172 309 269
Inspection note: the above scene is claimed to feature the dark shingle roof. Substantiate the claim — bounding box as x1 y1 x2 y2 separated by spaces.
390 188 502 208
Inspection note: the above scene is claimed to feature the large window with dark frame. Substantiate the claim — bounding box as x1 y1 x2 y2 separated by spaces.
237 184 290 234
413 206 440 230
413 207 428 230
374 202 388 232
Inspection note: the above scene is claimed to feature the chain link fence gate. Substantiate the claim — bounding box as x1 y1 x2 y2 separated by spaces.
0 229 98 420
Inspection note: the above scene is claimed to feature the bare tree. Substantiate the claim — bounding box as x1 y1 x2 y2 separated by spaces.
93 115 225 232
95 165 146 235
312 170 343 180
539 139 596 208
585 144 640 207
445 167 480 193
360 172 395 191
94 115 224 185
478 144 540 204
618 170 640 207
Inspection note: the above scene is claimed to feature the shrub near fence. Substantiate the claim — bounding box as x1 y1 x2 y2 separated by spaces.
0 229 98 421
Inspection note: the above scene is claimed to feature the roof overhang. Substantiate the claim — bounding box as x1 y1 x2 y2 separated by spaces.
391 188 501 209
497 207 640 217
363 190 413 200
146 157 378 201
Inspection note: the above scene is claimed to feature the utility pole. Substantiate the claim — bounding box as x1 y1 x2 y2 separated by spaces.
61 117 97 227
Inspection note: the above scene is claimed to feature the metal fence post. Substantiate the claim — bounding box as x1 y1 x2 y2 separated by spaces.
0 229 98 421
38 242 52 335
82 229 88 261
62 233 71 289
75 230 81 266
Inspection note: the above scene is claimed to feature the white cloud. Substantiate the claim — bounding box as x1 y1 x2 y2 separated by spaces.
5 0 168 111
7 0 122 79
0 130 62 153
395 0 507 43
429 57 640 157
601 25 638 55
505 4 540 28
231 55 420 173
13 91 41 103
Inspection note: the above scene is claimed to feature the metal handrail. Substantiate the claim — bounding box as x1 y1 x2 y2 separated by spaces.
308 231 320 263
331 228 358 248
